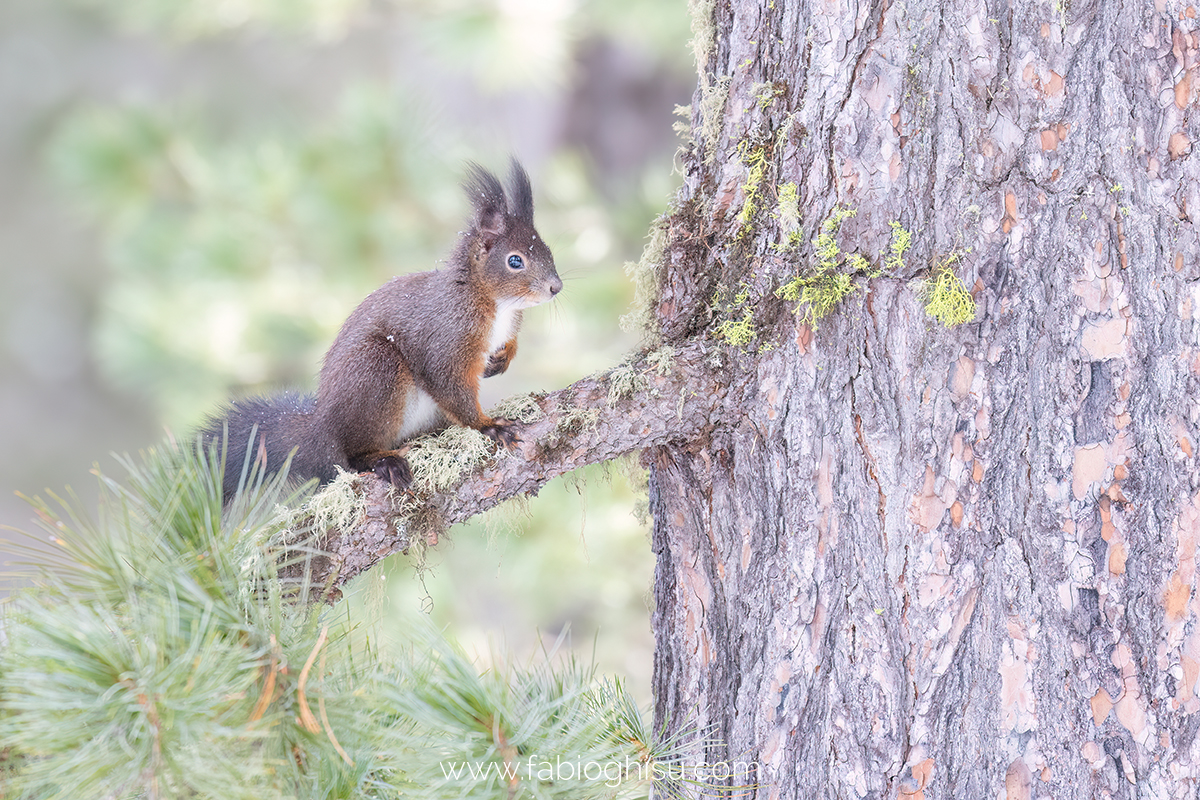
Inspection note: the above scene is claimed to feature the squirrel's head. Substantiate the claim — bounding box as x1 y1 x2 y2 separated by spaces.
461 160 562 308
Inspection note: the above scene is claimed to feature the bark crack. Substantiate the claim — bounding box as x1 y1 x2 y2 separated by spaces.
854 411 889 542
849 349 888 539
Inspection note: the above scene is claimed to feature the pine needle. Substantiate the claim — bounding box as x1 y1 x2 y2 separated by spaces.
0 440 729 799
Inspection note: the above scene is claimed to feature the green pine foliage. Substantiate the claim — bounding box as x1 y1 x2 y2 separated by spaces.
0 445 686 799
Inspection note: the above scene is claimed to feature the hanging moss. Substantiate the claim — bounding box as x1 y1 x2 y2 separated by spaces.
619 215 670 338
697 76 731 165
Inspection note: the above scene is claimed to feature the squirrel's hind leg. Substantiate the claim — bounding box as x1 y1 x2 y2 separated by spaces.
350 447 413 490
373 454 413 489
479 418 520 447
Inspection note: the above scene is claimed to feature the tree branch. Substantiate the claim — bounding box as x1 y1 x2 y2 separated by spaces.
292 337 727 592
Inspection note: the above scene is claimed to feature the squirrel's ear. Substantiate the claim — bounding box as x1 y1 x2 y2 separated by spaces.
464 162 507 237
507 159 534 222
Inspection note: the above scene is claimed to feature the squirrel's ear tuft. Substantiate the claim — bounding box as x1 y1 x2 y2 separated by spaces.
464 162 507 235
507 159 534 222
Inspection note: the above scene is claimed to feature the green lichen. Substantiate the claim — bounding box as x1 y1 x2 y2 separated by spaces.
753 82 785 110
884 220 912 272
712 284 759 347
923 254 977 327
774 113 800 149
736 142 769 235
776 271 856 329
813 205 857 269
775 204 867 329
714 306 757 347
845 253 870 274
1052 0 1070 29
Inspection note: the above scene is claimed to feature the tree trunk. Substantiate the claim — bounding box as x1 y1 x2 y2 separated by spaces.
648 0 1200 797
287 0 1200 794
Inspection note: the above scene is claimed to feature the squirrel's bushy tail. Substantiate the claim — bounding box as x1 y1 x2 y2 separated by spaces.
200 393 340 502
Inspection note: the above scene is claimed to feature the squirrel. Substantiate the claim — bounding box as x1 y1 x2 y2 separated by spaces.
202 160 561 501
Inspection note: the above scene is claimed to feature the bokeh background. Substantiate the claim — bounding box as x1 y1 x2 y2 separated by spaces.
0 0 694 699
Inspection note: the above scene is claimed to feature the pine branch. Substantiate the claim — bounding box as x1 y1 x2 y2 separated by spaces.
2 439 722 799
286 336 729 593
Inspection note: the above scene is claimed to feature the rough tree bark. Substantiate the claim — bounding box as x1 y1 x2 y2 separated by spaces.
647 0 1200 798
299 0 1200 797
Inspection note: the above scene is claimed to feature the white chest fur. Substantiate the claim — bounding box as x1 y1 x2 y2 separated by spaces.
397 386 442 441
487 298 523 352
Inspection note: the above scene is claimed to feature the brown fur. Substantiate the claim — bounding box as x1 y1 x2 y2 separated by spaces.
202 161 561 500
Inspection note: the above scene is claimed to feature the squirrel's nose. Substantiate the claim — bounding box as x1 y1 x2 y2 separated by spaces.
548 275 563 296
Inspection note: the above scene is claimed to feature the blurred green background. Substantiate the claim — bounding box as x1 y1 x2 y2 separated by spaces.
0 0 693 698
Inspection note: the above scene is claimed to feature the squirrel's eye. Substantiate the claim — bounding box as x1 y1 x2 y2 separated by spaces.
507 254 525 270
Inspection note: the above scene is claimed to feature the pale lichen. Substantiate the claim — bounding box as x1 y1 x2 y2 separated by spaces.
620 216 669 338
613 452 651 527
540 402 601 450
689 0 717 87
774 181 802 250
557 405 601 436
405 426 495 494
645 344 677 376
302 468 366 532
478 494 533 548
673 104 693 145
491 393 544 424
607 362 645 404
697 76 731 165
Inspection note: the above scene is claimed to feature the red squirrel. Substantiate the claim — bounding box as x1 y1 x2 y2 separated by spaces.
203 160 561 500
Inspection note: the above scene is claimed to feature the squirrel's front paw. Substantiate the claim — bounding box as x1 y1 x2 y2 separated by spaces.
373 455 413 489
480 418 520 448
482 353 505 378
